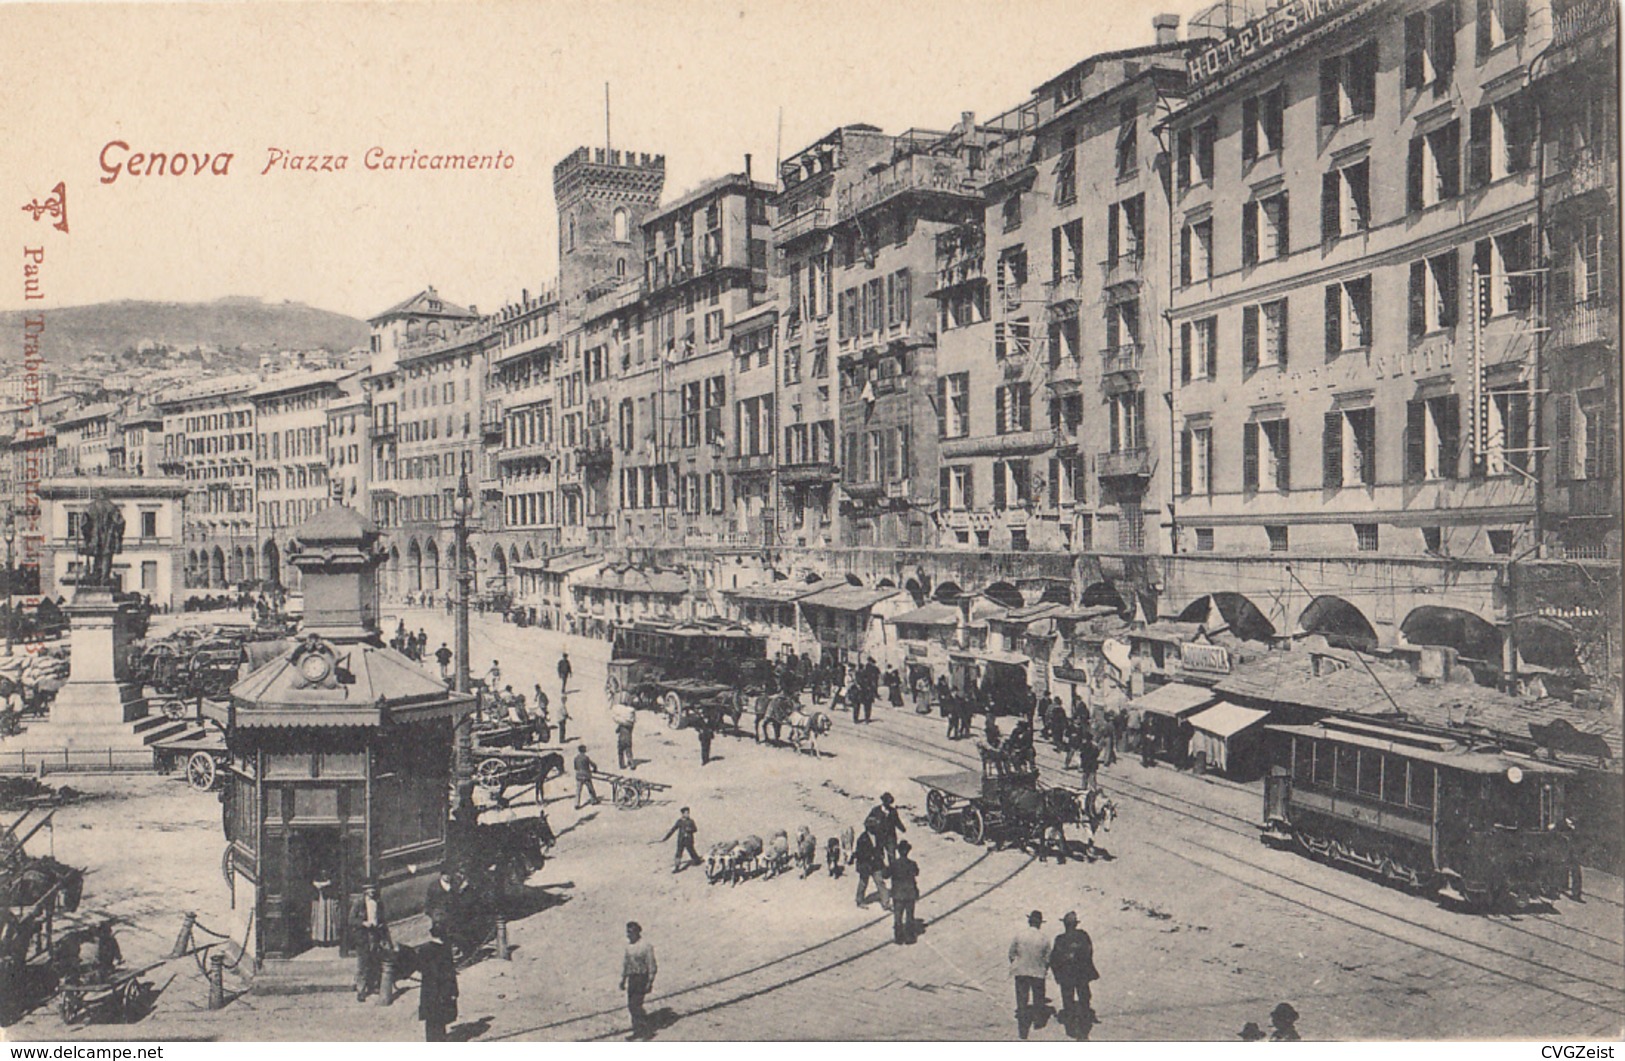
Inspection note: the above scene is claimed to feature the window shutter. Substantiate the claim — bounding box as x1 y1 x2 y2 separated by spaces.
1181 323 1193 383
1476 0 1493 56
1206 320 1219 379
1434 3 1457 78
1242 305 1260 374
965 467 975 509
993 462 1007 509
1323 411 1344 488
1406 400 1426 481
1353 42 1377 115
1410 260 1428 337
1322 170 1341 241
1278 305 1290 369
1439 254 1460 327
1319 58 1340 125
1243 201 1259 265
1554 394 1573 480
1266 89 1285 149
1278 421 1291 490
1177 129 1191 190
1243 421 1260 491
1405 12 1427 87
1441 394 1462 478
1474 239 1493 322
1107 204 1119 262
1180 225 1192 285
1407 137 1424 213
996 387 1007 435
898 270 911 326
1181 430 1193 496
1242 96 1258 161
1440 122 1461 198
1469 106 1491 187
1109 397 1121 451
1052 228 1063 284
1049 458 1061 507
1325 284 1343 352
937 378 948 438
1205 431 1216 495
1278 196 1291 256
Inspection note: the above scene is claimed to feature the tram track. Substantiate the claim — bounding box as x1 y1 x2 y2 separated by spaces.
487 848 1034 1041
846 716 1625 1018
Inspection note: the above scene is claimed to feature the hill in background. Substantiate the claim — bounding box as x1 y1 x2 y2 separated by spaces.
0 298 369 365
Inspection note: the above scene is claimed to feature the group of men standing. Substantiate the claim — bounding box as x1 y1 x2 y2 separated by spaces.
851 793 921 945
1008 909 1100 1040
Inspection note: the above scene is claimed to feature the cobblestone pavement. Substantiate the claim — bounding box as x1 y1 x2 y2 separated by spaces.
11 608 1621 1041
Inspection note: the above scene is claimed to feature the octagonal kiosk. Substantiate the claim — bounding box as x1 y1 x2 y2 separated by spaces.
208 505 474 968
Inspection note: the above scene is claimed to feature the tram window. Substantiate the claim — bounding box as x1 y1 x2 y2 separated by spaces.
1293 739 1313 783
1382 755 1408 804
1312 741 1333 786
1334 745 1359 791
1357 749 1383 797
1539 783 1562 829
1407 763 1434 809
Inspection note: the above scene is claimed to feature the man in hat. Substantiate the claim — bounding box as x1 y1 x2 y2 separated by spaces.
660 807 700 874
573 744 601 808
1238 1021 1267 1041
1269 1002 1300 1041
866 792 906 865
417 924 458 1041
852 821 890 910
349 880 390 1002
434 642 453 681
1008 910 1053 1039
1048 911 1100 1038
883 839 920 944
557 651 573 693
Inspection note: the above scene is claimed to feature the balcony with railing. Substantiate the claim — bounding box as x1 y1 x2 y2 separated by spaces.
1545 145 1616 204
1047 357 1083 392
1097 447 1152 479
727 452 776 474
369 421 397 439
1102 343 1143 378
1549 299 1617 349
1553 0 1616 50
940 428 1054 459
773 204 830 244
836 154 979 223
1101 249 1144 290
577 433 615 469
779 460 839 484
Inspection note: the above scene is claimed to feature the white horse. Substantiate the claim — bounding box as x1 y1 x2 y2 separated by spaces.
785 710 832 756
1078 787 1117 859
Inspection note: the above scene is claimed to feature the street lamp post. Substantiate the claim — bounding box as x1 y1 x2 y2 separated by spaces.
3 507 15 657
451 473 475 818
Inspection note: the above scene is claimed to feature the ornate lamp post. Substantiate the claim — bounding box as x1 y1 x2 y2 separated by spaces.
451 472 475 816
3 507 15 657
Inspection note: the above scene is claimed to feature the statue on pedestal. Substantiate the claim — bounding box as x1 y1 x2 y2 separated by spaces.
75 491 124 590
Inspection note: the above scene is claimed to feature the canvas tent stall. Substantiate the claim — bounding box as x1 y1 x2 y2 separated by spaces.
1132 681 1216 766
1186 701 1270 778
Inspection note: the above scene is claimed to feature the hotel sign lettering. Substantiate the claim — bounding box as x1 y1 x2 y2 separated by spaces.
1187 0 1361 86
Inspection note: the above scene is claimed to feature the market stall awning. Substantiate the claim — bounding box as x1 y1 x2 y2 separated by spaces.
800 585 902 612
1133 681 1215 718
888 602 961 627
949 647 1030 667
725 583 824 605
1187 701 1269 738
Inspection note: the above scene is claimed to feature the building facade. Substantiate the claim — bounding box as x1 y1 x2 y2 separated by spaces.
158 375 257 593
253 369 351 591
38 476 189 606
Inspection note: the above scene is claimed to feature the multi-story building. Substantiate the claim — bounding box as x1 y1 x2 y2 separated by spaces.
1535 0 1618 561
115 407 164 477
823 125 985 549
772 126 897 547
489 286 565 575
366 288 493 600
936 30 1191 555
1164 0 1547 637
157 375 257 592
325 371 371 515
51 403 120 476
252 369 351 590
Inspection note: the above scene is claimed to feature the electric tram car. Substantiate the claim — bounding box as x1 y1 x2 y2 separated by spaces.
1261 717 1574 908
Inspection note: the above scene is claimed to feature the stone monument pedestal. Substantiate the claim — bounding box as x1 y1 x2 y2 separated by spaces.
9 585 151 752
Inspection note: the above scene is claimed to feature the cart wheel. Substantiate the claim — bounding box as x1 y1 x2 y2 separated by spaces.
221 844 236 887
59 990 83 1026
614 781 641 810
962 805 987 846
926 791 948 833
605 674 622 700
160 698 188 721
186 751 218 792
662 692 685 730
474 758 508 793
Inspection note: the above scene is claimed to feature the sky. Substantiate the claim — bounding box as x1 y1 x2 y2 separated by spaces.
4 0 1219 321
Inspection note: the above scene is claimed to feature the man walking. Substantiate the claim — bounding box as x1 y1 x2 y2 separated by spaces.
867 792 906 864
1049 911 1100 1038
1009 910 1053 1040
533 683 551 741
417 924 458 1041
434 642 453 681
1077 733 1101 790
661 807 701 873
555 694 572 744
573 744 601 808
852 822 890 910
695 710 715 766
349 880 389 1003
557 651 573 693
616 708 636 771
884 840 920 944
619 922 657 1040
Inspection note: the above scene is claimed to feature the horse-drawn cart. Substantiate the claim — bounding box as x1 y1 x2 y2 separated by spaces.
605 621 773 732
150 720 230 792
915 746 1112 856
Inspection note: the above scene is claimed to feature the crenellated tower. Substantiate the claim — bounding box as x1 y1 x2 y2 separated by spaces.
551 147 665 324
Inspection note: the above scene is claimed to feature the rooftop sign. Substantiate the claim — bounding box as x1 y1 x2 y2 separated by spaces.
1187 0 1361 87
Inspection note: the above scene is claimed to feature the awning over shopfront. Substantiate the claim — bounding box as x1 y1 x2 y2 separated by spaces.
888 602 960 627
726 582 824 605
1188 701 1269 738
801 585 903 612
1133 681 1215 719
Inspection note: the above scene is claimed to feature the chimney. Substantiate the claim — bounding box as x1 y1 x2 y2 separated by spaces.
1154 13 1180 45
